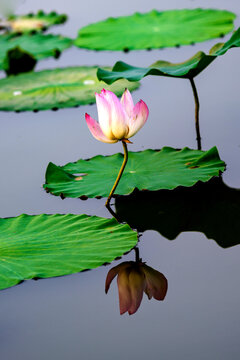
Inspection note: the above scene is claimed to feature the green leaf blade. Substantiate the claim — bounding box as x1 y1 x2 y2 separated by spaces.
98 27 240 83
97 52 216 84
75 9 235 51
0 66 139 112
210 27 240 55
0 33 72 70
0 213 138 290
44 147 225 199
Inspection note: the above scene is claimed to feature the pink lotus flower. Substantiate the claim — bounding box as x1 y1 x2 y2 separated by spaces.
105 261 168 315
85 89 149 143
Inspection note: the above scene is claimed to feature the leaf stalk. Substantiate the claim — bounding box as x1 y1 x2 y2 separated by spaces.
189 77 202 150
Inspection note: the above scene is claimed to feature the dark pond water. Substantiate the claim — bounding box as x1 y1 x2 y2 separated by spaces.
0 0 240 359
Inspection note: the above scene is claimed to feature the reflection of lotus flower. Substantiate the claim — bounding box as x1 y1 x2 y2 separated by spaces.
105 261 168 315
85 89 149 143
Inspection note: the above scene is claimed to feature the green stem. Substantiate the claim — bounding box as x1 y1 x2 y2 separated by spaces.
105 140 128 207
189 78 202 150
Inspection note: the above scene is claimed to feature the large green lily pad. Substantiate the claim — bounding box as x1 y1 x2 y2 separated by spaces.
44 147 225 199
0 213 138 291
97 27 240 82
5 10 67 34
0 33 72 71
115 178 240 249
0 66 139 112
75 9 235 51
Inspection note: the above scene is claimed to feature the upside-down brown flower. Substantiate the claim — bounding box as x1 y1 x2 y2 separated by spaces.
105 261 168 315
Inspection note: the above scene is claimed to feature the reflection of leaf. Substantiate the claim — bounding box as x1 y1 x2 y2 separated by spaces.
3 46 37 76
44 147 225 199
98 28 240 83
7 10 67 34
115 178 240 248
75 9 235 51
0 66 139 112
0 214 138 291
0 33 72 71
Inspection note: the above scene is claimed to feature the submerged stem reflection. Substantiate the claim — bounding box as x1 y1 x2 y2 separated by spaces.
134 246 140 262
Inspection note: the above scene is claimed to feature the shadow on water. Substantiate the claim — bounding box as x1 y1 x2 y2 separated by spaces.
115 177 240 248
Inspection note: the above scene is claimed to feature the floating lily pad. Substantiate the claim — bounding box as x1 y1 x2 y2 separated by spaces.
0 33 72 71
0 66 139 112
75 9 235 51
44 147 225 199
97 27 240 82
115 178 240 249
5 10 67 34
0 213 138 291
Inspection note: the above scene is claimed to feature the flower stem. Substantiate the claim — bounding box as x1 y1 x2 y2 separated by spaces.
105 140 128 207
189 78 202 150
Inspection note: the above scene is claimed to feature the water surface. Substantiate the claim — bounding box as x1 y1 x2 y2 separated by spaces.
0 1 240 359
